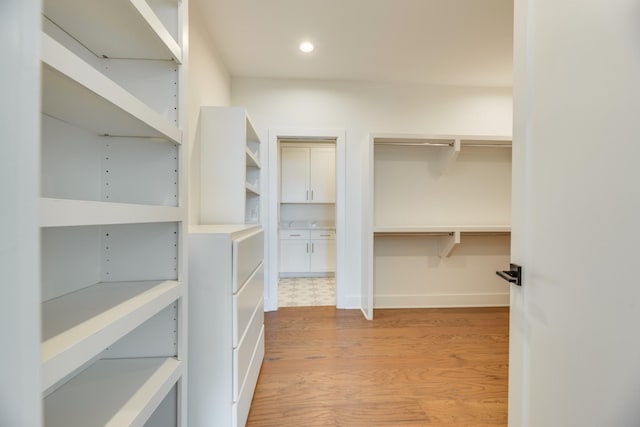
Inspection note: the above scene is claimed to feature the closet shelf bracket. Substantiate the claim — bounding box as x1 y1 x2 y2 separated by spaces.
442 138 461 171
440 230 460 257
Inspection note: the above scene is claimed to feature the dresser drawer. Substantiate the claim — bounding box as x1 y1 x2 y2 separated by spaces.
279 229 310 240
233 262 264 348
232 325 264 427
311 229 335 240
233 301 263 402
232 229 263 293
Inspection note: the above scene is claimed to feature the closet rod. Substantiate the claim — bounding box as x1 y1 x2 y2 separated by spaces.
461 143 512 148
374 141 512 148
375 232 452 237
374 232 511 237
464 232 511 236
374 142 452 147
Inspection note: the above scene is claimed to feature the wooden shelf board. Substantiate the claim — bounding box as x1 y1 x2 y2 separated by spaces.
42 33 181 143
43 0 182 62
40 198 183 227
374 225 511 234
245 147 261 168
373 133 511 145
245 115 261 144
42 280 182 392
189 224 261 236
245 183 260 195
44 357 182 427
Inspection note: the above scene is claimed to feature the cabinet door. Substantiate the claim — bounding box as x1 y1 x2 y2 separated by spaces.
310 239 336 272
280 147 309 202
279 239 310 273
309 148 335 203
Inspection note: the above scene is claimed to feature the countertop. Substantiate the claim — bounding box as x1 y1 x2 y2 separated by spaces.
279 221 335 230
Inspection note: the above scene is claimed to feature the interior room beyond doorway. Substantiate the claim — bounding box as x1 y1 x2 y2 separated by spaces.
277 139 337 307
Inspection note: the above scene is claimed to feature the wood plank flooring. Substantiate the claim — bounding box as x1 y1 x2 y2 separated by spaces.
247 306 509 427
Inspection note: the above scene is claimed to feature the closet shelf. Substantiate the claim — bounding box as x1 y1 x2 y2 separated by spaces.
43 0 182 62
44 357 182 427
40 198 184 227
246 116 260 145
375 226 510 258
373 134 512 147
245 182 260 196
41 33 181 144
374 225 511 234
41 280 182 392
245 147 261 168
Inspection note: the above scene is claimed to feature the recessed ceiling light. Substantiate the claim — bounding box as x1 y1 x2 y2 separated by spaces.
299 41 315 53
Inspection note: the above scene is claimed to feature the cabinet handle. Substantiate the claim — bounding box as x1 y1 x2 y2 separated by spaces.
306 190 309 200
320 234 330 237
290 234 301 237
311 190 314 200
307 243 309 253
312 242 315 252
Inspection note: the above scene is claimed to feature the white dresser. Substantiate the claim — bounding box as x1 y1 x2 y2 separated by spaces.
188 225 265 427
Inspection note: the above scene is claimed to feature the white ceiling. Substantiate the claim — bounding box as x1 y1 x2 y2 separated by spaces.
195 0 514 87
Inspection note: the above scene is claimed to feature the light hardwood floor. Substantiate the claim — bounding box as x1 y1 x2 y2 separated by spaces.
247 306 509 426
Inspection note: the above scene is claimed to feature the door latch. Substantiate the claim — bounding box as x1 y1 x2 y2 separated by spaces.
496 263 522 286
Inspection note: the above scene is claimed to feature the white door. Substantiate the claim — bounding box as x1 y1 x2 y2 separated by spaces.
280 147 309 202
509 1 640 425
309 147 335 203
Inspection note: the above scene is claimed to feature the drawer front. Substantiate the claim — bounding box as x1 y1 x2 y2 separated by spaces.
232 326 265 427
232 229 264 293
233 301 263 402
233 263 264 348
279 229 310 240
311 229 335 240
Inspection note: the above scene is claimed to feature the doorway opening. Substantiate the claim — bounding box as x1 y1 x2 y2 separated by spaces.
266 130 346 312
278 140 336 307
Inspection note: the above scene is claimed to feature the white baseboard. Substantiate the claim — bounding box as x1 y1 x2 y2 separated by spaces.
266 294 508 312
374 293 510 308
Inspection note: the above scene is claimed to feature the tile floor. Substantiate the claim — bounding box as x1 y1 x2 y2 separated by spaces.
278 277 336 307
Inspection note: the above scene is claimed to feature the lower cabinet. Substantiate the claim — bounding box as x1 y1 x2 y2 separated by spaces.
280 229 335 273
188 225 265 427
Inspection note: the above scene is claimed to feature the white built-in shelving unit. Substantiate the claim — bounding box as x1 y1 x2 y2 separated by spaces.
365 134 512 317
200 106 263 224
40 0 188 425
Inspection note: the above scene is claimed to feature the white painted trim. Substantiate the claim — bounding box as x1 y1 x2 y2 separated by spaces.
343 296 361 310
363 135 375 319
1 0 42 424
267 129 346 312
374 293 510 309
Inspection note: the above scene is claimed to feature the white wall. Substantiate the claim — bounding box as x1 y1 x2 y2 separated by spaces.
187 1 232 225
232 78 512 304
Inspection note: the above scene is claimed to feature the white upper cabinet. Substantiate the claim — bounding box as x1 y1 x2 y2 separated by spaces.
280 145 336 203
280 147 309 203
309 148 336 203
